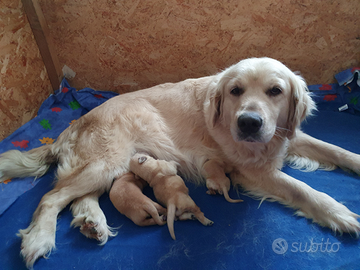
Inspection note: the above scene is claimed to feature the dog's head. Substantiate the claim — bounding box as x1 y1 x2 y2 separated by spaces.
207 57 316 143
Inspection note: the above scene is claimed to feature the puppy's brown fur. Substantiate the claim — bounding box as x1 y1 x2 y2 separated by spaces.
130 153 213 240
202 159 243 203
109 172 166 226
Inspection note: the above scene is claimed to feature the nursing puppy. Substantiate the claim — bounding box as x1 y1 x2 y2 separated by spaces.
0 57 359 268
109 172 166 226
202 159 243 203
130 153 213 240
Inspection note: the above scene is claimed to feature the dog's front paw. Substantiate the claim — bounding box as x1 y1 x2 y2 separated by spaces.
296 192 360 236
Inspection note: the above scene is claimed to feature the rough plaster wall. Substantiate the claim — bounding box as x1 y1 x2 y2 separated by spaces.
40 0 360 93
0 0 53 141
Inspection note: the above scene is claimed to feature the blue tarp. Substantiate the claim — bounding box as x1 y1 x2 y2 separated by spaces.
0 74 359 270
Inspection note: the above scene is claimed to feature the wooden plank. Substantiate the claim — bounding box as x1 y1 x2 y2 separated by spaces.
22 0 62 91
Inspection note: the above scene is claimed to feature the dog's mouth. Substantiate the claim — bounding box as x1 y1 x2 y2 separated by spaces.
237 133 263 143
242 136 260 143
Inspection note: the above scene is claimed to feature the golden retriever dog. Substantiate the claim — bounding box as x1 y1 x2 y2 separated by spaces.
109 172 167 227
0 57 359 268
130 153 213 240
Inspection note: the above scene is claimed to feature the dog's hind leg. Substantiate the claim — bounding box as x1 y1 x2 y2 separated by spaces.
18 163 114 268
287 130 360 174
19 186 84 268
70 191 117 244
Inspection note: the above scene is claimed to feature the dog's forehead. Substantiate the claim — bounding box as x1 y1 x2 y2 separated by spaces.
224 64 291 90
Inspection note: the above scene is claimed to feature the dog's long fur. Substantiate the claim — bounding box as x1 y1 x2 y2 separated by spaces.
0 57 359 268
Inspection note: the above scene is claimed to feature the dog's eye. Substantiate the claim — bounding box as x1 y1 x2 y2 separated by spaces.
230 87 243 96
267 87 282 96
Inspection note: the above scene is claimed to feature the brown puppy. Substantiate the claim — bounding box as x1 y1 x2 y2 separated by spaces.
109 172 166 226
202 159 243 203
130 153 213 240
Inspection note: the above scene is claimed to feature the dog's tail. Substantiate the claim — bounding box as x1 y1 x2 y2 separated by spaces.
0 145 57 182
167 204 177 240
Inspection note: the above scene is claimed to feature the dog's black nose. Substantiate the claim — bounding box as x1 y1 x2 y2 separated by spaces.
237 112 263 134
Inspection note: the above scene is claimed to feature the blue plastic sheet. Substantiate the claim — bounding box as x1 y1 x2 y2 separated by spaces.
0 76 359 270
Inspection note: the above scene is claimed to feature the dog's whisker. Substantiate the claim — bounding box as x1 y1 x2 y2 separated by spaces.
273 127 290 140
275 126 291 132
273 132 286 140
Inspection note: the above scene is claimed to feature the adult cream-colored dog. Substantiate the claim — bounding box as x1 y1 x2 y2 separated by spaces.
0 57 359 268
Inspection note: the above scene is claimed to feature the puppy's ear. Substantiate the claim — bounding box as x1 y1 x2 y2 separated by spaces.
287 74 316 139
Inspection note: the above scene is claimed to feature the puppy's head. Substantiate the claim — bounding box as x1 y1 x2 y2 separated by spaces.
208 57 315 143
158 159 178 175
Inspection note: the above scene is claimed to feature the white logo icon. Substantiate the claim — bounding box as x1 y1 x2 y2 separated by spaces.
272 238 288 254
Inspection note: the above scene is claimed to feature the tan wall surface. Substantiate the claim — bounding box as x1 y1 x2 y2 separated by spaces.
1 0 359 140
0 0 52 141
40 0 360 93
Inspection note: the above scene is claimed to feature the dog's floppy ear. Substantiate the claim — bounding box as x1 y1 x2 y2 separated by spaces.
287 74 316 139
207 82 224 128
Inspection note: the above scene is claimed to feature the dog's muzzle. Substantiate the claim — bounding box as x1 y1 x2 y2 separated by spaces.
237 112 263 141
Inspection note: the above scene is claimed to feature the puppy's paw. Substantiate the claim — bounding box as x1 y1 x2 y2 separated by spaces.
203 217 214 226
177 212 214 226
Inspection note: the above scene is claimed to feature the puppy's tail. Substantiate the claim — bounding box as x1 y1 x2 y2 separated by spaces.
0 145 56 182
222 186 243 203
167 204 177 240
